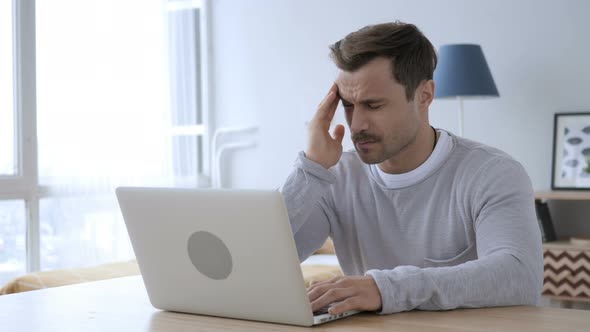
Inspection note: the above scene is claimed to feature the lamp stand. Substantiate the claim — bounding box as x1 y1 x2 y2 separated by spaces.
458 96 464 137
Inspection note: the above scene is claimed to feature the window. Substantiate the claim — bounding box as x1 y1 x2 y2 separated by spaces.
0 0 210 284
0 201 26 286
0 0 16 176
167 0 210 186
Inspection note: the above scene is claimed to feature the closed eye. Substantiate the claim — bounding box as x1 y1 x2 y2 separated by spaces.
367 104 382 110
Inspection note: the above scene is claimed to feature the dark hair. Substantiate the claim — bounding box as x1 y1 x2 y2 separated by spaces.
329 21 437 101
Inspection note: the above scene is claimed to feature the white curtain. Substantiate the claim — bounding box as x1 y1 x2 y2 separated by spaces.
36 0 200 270
0 0 15 175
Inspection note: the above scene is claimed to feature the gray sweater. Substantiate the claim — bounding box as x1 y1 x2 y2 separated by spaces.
280 131 543 314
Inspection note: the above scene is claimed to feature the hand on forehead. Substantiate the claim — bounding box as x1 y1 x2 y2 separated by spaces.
334 57 402 105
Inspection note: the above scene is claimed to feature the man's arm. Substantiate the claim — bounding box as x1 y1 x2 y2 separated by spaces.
280 152 335 261
280 83 346 261
307 157 543 315
364 158 543 314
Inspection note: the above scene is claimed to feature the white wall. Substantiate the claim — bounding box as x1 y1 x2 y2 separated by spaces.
208 1 590 309
209 0 590 191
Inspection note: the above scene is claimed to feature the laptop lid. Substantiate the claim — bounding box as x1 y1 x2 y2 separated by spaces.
116 187 316 326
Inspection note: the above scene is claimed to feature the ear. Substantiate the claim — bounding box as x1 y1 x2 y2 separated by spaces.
418 80 435 110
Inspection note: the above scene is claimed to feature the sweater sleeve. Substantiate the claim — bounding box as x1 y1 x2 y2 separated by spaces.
365 158 543 314
279 151 337 262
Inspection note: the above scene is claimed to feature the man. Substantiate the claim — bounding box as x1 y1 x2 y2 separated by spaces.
280 22 542 315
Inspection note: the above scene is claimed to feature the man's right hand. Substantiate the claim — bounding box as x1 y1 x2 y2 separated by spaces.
305 84 346 169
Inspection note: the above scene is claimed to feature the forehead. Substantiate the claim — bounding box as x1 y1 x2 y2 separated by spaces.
335 57 402 102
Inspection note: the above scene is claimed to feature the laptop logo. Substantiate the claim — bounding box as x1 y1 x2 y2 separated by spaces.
187 231 233 280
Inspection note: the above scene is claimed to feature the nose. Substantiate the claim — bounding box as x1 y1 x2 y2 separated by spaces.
349 109 369 134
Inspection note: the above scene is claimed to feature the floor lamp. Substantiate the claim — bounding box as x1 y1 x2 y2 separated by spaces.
433 44 499 136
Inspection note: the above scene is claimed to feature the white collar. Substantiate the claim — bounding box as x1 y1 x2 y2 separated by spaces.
370 129 454 189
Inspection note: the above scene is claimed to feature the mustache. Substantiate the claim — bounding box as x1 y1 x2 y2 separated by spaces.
352 132 380 143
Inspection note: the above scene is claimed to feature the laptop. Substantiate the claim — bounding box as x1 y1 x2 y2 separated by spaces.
115 187 360 326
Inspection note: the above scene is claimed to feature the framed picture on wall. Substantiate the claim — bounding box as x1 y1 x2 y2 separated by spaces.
551 112 590 190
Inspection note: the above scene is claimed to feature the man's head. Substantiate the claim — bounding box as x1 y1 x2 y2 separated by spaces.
330 22 437 168
330 21 437 102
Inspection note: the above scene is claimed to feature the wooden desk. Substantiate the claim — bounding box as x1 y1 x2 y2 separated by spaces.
0 276 588 332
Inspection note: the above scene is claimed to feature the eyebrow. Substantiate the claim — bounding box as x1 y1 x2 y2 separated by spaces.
339 95 386 106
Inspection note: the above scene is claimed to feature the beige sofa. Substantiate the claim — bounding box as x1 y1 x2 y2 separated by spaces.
0 240 341 295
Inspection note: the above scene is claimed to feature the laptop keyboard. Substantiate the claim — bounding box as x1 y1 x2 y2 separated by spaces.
313 305 331 316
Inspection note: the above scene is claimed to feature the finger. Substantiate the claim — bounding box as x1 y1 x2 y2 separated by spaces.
317 83 338 109
309 279 325 288
317 90 336 111
315 92 338 122
310 287 355 313
316 89 340 122
332 124 345 144
308 276 340 289
307 279 344 304
307 283 332 303
328 296 361 315
326 89 341 119
327 94 341 120
309 277 333 287
307 276 341 294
